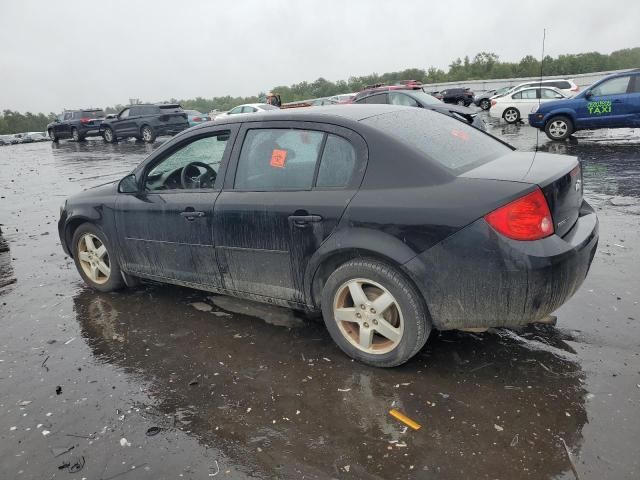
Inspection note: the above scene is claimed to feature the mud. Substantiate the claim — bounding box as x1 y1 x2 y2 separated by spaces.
1 123 639 479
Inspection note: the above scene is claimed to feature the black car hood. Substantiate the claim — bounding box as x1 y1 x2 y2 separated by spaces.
430 104 476 116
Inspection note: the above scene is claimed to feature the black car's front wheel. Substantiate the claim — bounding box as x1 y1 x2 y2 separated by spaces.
480 98 491 110
141 125 156 143
103 127 116 143
72 223 124 292
321 258 431 367
48 129 58 142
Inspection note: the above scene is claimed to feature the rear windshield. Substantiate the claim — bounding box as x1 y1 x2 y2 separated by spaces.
81 110 104 118
259 104 279 110
362 109 512 174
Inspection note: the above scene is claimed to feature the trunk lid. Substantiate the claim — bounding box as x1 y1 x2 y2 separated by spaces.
461 151 583 237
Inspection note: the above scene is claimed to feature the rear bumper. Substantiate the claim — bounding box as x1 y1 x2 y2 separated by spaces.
157 123 189 135
403 200 598 330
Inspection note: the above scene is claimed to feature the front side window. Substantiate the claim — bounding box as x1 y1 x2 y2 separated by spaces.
389 92 419 107
145 133 229 191
63 112 72 121
591 76 630 96
228 106 243 115
234 129 324 191
514 89 537 100
119 108 130 119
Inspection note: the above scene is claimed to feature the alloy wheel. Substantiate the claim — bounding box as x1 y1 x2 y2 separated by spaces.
104 129 113 142
504 109 518 123
77 233 110 285
72 129 79 141
142 127 152 142
333 278 404 354
548 120 568 138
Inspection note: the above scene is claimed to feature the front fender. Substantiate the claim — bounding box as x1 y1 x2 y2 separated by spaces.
542 108 577 125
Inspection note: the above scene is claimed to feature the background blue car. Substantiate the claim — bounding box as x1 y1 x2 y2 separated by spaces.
529 70 640 140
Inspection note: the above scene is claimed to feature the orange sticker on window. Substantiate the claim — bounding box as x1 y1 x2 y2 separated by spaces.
270 149 287 168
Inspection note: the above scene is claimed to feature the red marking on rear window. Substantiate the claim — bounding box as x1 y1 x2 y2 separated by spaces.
270 149 287 168
451 129 469 141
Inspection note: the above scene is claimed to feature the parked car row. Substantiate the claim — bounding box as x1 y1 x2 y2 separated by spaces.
480 70 640 141
47 104 192 144
0 132 48 145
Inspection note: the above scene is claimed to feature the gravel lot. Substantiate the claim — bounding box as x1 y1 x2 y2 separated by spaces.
1 115 639 479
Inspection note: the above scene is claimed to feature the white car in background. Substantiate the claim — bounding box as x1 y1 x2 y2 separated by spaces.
490 86 567 123
493 79 579 100
216 103 279 119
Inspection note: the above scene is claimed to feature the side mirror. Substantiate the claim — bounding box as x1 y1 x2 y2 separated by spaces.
584 91 592 99
118 174 139 193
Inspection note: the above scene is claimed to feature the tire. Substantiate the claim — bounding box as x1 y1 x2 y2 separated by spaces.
480 99 491 110
103 127 116 143
71 223 125 292
544 116 574 141
321 258 431 367
141 125 156 143
48 129 58 142
502 107 520 124
71 128 84 142
456 99 465 106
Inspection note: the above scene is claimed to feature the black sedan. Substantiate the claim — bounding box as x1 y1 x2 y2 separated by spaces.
58 105 598 367
353 89 486 130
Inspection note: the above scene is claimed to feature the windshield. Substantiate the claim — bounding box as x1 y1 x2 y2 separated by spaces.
362 109 511 174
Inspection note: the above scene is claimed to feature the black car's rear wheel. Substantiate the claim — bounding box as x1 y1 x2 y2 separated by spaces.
480 98 491 110
503 107 520 124
141 125 156 143
103 127 116 143
456 99 465 106
321 258 431 367
545 116 574 141
48 129 58 142
72 223 124 292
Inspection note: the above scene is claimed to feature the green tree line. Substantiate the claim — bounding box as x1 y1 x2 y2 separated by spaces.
1 47 638 134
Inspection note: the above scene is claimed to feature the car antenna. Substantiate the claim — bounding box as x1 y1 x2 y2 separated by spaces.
534 28 546 155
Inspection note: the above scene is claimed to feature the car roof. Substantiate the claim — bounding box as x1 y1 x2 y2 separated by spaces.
206 104 407 127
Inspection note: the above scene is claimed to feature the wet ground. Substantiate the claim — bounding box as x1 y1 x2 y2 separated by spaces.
1 118 639 479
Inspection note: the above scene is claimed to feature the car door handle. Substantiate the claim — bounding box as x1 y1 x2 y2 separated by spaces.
180 210 206 220
612 99 623 103
289 214 323 228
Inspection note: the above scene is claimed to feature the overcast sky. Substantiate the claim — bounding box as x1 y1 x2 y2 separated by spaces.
1 0 638 113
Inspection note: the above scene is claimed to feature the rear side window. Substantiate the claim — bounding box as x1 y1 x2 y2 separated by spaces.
158 105 183 113
316 135 356 188
360 94 387 104
362 109 511 174
234 129 324 190
388 92 419 107
552 81 571 89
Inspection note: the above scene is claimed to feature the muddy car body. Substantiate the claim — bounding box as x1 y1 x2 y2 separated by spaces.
59 105 598 366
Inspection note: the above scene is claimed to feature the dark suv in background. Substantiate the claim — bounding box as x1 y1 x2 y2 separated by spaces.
47 109 105 142
100 104 189 143
438 88 474 106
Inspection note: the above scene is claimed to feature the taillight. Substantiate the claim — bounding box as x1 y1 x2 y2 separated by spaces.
80 117 91 124
484 188 554 241
571 85 579 91
193 116 202 122
491 99 497 106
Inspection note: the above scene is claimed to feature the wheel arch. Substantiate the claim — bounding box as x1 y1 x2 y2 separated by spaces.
543 109 577 126
63 215 99 258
